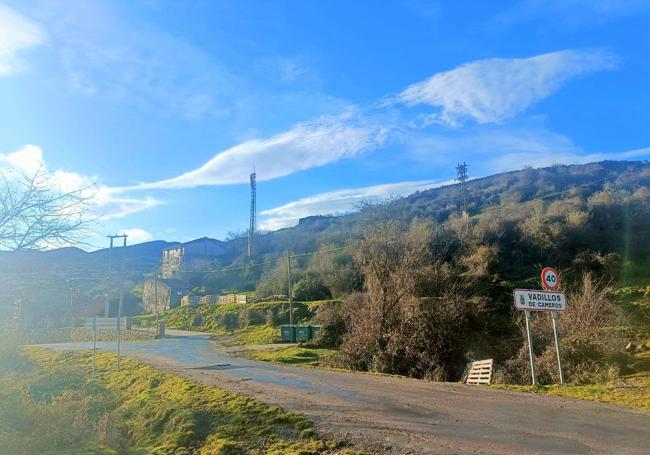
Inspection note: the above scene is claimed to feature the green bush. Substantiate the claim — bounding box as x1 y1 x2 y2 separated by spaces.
292 272 332 302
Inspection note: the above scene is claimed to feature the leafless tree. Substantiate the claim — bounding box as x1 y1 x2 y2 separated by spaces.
0 169 94 250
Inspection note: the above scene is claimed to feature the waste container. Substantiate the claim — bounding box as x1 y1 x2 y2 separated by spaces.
295 325 310 342
280 325 296 342
309 325 322 340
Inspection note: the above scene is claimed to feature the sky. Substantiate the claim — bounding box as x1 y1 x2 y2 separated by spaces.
0 0 648 248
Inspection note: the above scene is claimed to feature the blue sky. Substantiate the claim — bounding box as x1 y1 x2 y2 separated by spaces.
0 0 648 248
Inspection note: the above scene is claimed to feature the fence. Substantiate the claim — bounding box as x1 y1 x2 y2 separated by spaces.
1 317 155 344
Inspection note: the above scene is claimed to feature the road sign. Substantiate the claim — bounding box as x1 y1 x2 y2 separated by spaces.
541 267 559 291
514 289 567 312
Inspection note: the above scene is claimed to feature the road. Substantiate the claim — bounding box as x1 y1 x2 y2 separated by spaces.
43 330 650 454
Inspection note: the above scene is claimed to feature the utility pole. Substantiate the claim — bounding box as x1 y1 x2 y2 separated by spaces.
455 162 469 216
153 270 159 335
104 236 115 317
107 234 128 371
286 250 293 326
248 171 257 257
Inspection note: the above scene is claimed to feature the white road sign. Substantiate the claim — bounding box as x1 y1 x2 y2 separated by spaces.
514 289 567 312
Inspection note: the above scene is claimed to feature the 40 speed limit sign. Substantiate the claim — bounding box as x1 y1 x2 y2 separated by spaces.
541 266 560 291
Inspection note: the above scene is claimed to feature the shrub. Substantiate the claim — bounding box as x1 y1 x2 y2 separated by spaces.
292 272 332 302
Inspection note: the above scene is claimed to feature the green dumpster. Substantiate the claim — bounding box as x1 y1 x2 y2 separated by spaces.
280 325 296 342
310 325 322 340
295 325 310 342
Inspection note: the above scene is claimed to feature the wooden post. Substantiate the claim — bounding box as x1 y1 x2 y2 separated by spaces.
92 317 97 381
287 251 293 327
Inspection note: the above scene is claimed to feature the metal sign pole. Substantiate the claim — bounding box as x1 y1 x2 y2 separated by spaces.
92 317 97 381
287 251 293 326
551 311 564 384
524 310 537 385
116 315 121 371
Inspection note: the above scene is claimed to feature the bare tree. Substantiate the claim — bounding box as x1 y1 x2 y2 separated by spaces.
0 169 94 250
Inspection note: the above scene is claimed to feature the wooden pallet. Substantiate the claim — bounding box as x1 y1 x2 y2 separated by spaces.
465 359 494 385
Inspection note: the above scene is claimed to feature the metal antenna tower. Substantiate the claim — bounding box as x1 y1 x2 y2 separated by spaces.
248 171 257 257
456 162 469 215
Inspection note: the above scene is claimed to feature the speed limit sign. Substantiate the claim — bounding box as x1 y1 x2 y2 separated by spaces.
541 267 560 291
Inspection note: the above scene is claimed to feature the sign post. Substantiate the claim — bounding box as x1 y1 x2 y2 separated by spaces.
92 317 97 382
551 311 564 384
540 267 564 384
514 267 566 386
524 310 537 385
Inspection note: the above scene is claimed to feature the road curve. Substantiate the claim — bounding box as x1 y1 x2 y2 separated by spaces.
42 331 650 454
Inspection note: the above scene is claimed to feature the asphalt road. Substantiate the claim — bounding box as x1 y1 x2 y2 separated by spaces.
43 331 650 454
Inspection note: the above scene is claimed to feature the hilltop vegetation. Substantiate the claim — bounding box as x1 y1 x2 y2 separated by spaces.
151 161 650 388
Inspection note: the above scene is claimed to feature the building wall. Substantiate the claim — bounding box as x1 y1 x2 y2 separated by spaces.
142 280 172 313
217 293 248 304
161 247 184 279
161 239 226 279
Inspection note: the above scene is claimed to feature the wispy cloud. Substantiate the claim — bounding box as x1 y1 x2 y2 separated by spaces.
117 112 389 190
120 228 154 244
394 49 618 127
25 1 237 119
0 5 45 75
0 145 161 220
259 179 451 230
111 48 615 193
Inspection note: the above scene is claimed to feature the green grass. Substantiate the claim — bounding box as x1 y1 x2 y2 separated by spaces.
231 325 279 345
137 301 312 335
134 301 320 347
250 347 338 366
0 347 360 454
493 339 650 412
493 375 650 412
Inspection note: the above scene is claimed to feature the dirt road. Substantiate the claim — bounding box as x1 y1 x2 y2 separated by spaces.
44 331 650 454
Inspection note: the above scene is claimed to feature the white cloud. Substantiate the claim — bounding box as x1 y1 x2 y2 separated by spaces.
259 179 452 231
31 1 237 119
102 48 617 196
0 145 160 220
92 188 162 220
117 113 388 190
120 228 154 245
0 5 45 75
0 144 45 173
395 49 617 127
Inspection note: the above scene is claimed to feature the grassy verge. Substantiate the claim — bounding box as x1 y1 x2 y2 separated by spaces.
493 376 650 412
250 346 338 367
230 325 279 345
1 346 360 454
493 345 650 412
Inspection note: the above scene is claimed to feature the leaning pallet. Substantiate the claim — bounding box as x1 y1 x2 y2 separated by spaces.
465 359 494 385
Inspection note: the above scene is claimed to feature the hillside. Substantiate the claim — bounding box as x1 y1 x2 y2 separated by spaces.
1 160 649 319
